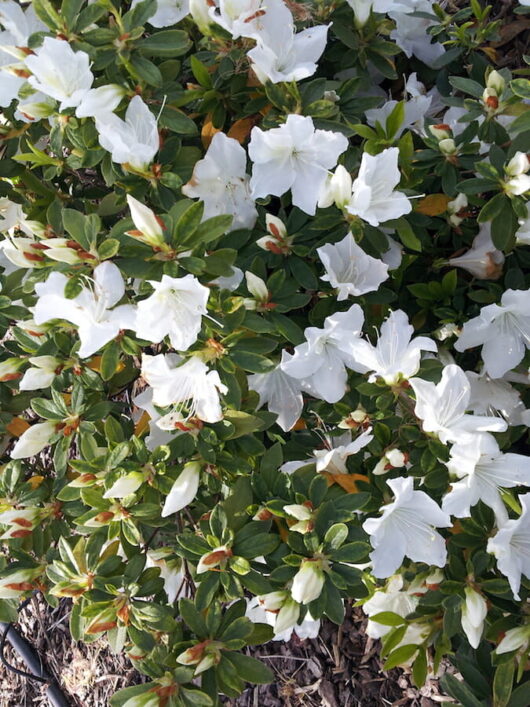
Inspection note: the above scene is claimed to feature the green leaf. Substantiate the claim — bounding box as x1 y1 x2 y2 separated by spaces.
98 238 120 260
31 398 65 420
493 660 515 707
510 79 530 100
61 0 85 28
128 56 163 87
230 350 275 374
190 55 212 88
412 648 428 688
233 533 279 559
224 652 274 684
395 218 422 252
32 0 63 29
100 341 121 382
174 201 204 244
383 644 418 670
137 29 191 57
179 598 208 638
449 76 485 99
159 107 198 135
477 192 507 224
369 612 406 627
440 674 484 707
507 109 530 136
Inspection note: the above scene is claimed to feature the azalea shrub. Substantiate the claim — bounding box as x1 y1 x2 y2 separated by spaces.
1 0 530 704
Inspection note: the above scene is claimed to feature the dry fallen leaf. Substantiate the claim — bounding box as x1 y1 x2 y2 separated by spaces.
415 193 451 216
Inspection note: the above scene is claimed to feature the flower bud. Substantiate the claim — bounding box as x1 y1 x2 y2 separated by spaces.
274 598 301 634
196 545 232 574
161 462 201 517
0 567 43 598
439 138 457 156
486 69 505 95
482 87 499 111
258 591 288 611
318 165 353 209
447 193 468 227
291 560 325 604
103 471 145 499
190 0 215 35
429 124 451 141
10 420 57 459
461 586 487 648
496 626 530 654
245 271 269 302
126 195 166 249
0 357 23 382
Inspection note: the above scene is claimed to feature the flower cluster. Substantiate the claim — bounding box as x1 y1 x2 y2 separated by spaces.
0 0 530 704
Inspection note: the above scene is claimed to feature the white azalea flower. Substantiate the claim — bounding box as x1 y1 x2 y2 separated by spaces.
466 371 530 427
208 266 244 291
350 309 437 384
515 206 530 246
162 462 201 517
443 434 530 526
363 575 423 639
19 356 60 391
246 595 320 641
135 273 209 352
0 1 45 107
10 420 57 460
34 262 136 359
317 233 389 301
487 493 530 600
0 198 33 235
209 0 266 38
389 0 445 68
75 84 125 119
95 96 159 171
454 288 530 379
25 37 93 110
131 0 189 27
314 429 373 474
248 351 304 432
248 114 348 216
346 147 412 226
190 0 215 34
0 0 46 44
141 354 227 423
363 476 452 578
448 226 504 280
133 388 177 451
145 549 185 603
245 0 329 85
409 364 508 444
182 132 257 231
280 304 367 404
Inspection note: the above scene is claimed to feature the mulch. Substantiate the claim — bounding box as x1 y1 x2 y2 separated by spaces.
0 598 452 707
